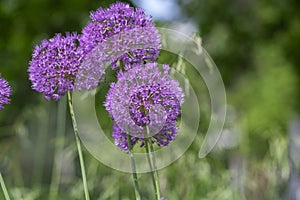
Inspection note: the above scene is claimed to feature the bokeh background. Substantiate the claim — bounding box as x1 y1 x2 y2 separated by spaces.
1 0 300 199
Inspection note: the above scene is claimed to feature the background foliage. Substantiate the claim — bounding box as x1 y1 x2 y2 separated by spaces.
0 0 299 199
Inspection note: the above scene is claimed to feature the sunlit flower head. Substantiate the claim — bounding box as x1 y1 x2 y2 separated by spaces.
28 33 84 100
105 63 184 151
77 2 161 91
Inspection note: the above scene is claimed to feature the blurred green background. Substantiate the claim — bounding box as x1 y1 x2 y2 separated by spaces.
0 0 300 199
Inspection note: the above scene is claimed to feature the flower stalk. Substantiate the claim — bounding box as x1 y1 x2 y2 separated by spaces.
126 127 141 200
0 172 11 200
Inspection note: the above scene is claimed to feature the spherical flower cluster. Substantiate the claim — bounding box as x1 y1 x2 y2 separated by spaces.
105 63 184 151
80 2 160 73
0 76 12 110
28 33 84 100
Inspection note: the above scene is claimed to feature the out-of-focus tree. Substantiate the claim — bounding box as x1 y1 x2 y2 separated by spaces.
179 0 300 198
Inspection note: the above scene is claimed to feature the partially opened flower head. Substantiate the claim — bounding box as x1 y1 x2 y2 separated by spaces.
0 76 12 110
105 63 184 151
28 33 84 100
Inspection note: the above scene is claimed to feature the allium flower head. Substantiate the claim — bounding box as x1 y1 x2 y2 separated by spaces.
77 2 161 91
0 76 12 110
105 63 184 151
28 33 84 100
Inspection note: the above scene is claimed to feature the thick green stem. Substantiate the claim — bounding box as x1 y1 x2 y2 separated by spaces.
49 96 67 200
67 91 90 200
145 126 161 200
126 127 141 200
0 172 11 200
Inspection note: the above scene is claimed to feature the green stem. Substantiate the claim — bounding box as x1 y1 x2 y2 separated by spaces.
126 127 141 200
0 172 11 200
145 126 161 200
49 96 67 200
67 91 90 200
144 138 157 197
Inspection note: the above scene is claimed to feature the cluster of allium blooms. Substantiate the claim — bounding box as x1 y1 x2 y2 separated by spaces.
105 63 184 151
79 2 160 77
0 76 12 110
28 33 84 100
27 1 182 152
28 2 161 96
26 2 180 198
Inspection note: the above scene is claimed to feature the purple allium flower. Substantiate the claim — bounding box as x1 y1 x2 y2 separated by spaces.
105 63 184 151
77 2 161 91
0 76 12 110
81 2 160 58
28 33 84 100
